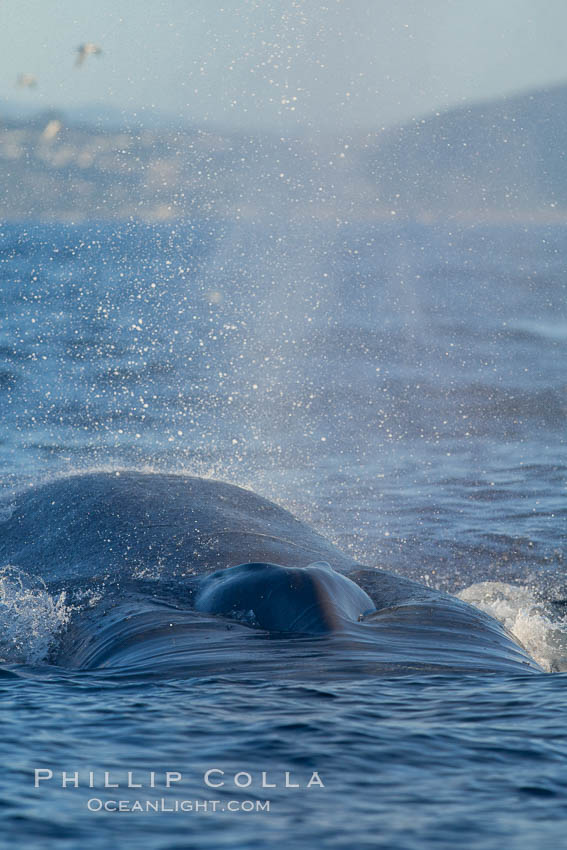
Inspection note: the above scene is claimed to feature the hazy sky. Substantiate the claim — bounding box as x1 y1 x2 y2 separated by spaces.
2 0 567 132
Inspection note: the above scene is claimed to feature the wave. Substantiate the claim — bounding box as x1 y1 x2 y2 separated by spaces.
458 581 567 673
0 566 71 664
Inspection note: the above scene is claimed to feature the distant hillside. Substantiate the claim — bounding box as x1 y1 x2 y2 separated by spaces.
2 84 567 222
366 84 567 220
0 114 367 222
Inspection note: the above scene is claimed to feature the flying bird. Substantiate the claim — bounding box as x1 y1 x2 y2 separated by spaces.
75 43 103 67
16 73 37 88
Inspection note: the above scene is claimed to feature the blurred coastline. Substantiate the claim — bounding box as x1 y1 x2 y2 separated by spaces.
2 83 567 224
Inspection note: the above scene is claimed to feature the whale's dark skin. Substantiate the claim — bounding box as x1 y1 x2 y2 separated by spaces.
0 471 542 674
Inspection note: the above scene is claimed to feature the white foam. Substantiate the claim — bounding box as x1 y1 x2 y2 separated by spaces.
0 566 71 665
458 581 567 673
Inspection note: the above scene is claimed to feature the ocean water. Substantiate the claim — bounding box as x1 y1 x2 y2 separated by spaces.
0 219 566 848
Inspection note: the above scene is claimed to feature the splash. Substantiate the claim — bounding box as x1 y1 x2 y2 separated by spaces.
458 581 567 673
0 566 71 665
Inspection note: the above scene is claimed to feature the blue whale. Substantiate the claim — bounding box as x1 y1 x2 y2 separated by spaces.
0 471 542 675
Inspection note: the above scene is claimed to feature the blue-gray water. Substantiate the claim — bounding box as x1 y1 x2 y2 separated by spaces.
0 220 566 848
